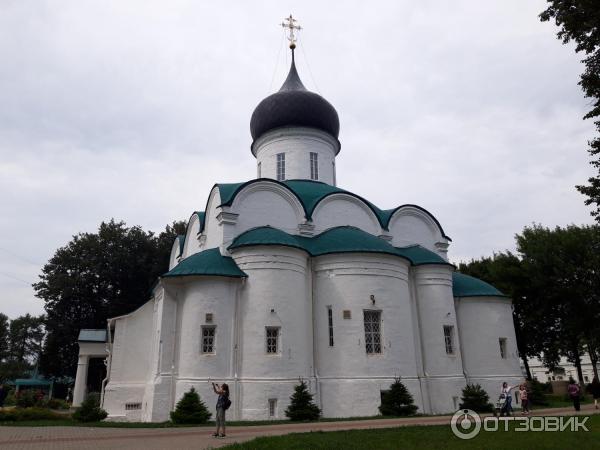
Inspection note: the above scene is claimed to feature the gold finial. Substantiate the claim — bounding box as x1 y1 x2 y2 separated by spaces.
281 14 302 50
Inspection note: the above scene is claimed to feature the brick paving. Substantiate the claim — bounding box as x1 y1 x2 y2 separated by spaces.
0 404 598 450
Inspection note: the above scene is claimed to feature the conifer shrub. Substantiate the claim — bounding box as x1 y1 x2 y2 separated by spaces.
285 379 321 421
170 387 211 424
379 378 418 416
72 392 108 422
529 380 549 406
459 383 494 413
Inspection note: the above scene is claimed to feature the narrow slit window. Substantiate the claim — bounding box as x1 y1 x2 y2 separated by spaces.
499 337 507 359
363 310 382 354
266 327 280 354
201 326 216 354
276 153 285 181
443 325 454 355
310 152 319 180
268 398 277 417
257 162 261 178
327 306 334 347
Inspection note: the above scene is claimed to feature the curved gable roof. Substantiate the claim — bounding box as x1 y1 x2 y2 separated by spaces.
163 248 247 279
382 204 452 241
176 234 185 258
228 225 451 267
452 272 507 298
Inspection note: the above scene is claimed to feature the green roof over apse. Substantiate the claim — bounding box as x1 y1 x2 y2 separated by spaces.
163 248 247 279
214 179 450 239
228 226 451 267
452 272 507 298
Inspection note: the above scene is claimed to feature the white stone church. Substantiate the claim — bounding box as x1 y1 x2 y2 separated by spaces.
73 31 522 422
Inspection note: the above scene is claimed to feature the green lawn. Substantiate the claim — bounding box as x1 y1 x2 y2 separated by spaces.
221 415 600 450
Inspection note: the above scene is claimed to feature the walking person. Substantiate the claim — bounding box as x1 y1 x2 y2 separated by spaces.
518 383 530 415
212 382 230 438
500 382 516 416
591 376 600 410
567 378 581 412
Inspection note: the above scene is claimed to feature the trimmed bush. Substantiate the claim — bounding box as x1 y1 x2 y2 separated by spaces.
3 389 16 406
47 398 71 410
459 383 494 413
529 380 549 406
285 380 321 421
0 407 65 422
170 387 211 424
16 390 37 408
379 378 418 416
72 392 108 422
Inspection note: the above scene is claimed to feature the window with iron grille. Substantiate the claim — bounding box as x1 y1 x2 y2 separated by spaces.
363 310 382 354
443 325 454 355
201 326 216 354
266 327 279 354
310 152 319 180
499 337 507 359
125 402 142 410
268 398 277 417
327 306 334 347
276 153 285 181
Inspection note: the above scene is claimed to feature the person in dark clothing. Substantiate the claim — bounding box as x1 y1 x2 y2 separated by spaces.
0 385 6 407
567 378 581 412
591 377 600 410
212 382 230 438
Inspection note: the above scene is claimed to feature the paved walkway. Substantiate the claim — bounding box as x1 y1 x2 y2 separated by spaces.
1 404 598 450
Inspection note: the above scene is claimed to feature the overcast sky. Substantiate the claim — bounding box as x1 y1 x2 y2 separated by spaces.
0 1 596 318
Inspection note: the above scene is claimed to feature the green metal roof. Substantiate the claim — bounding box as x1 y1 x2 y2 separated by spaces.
228 226 451 267
15 378 53 387
163 248 247 279
452 272 507 298
195 211 205 231
212 179 450 239
78 329 107 342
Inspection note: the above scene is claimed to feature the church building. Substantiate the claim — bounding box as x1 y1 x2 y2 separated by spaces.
73 18 522 421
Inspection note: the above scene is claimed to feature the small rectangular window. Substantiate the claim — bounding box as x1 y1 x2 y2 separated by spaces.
310 152 319 180
343 310 351 320
268 398 277 417
327 306 334 347
125 402 142 410
201 326 216 354
443 325 454 355
276 153 285 181
266 327 280 354
499 337 507 359
363 310 382 354
257 162 262 178
205 313 213 323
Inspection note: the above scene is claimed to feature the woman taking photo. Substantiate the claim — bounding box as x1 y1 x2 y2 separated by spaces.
212 382 230 438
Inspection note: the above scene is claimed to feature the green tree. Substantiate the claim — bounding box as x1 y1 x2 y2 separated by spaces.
285 379 321 421
459 384 494 413
170 387 211 424
72 392 108 422
34 219 186 378
379 378 418 416
540 2 600 221
0 313 8 362
0 314 45 383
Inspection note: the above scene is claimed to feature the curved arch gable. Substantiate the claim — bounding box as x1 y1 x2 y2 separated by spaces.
168 237 182 270
387 205 449 251
230 181 306 234
386 204 451 241
311 193 383 236
181 212 202 258
202 186 224 250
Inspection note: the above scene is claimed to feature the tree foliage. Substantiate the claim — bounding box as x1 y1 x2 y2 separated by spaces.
459 383 494 413
379 378 418 416
170 387 211 424
540 1 600 220
0 314 45 383
34 219 186 378
285 379 321 421
72 392 108 422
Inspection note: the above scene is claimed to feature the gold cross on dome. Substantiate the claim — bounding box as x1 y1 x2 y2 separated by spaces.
281 14 302 48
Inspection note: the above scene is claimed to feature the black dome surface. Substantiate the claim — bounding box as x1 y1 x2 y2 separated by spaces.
250 57 340 143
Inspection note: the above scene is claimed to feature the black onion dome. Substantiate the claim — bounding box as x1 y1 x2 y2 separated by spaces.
250 55 340 148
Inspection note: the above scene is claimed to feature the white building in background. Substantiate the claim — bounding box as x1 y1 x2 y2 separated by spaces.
527 355 598 384
73 29 522 422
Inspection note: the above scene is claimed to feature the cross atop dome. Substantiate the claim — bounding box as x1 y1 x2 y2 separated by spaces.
281 14 302 50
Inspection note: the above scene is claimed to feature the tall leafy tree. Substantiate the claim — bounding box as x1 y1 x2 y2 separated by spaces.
540 2 600 221
34 219 186 377
0 314 45 382
0 313 8 363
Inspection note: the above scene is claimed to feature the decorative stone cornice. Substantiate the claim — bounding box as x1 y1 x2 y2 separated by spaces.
217 211 239 226
298 222 315 236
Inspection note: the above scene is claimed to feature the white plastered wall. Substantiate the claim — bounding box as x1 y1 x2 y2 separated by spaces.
253 127 339 185
388 207 449 258
455 296 523 401
313 253 423 417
